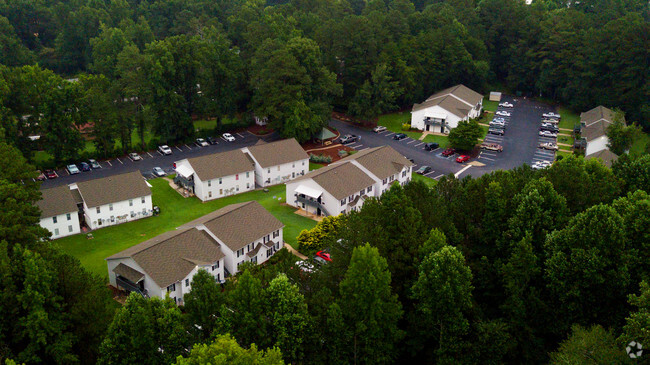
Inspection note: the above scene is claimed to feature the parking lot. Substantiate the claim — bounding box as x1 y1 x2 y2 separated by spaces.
40 131 261 188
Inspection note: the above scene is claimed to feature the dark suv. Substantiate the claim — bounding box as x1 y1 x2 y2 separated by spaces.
424 142 439 151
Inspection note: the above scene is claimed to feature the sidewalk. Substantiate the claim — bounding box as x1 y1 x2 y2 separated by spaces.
419 131 447 141
284 243 307 260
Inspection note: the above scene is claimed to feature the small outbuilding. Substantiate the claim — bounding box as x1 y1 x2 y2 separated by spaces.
489 91 502 101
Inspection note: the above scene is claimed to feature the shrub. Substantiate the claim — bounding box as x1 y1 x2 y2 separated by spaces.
401 123 411 131
309 154 332 163
297 215 344 252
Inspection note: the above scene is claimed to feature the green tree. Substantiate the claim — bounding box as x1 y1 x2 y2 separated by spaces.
606 111 640 155
338 244 402 365
264 274 309 363
448 119 482 151
549 325 629 365
411 245 473 363
175 334 284 365
98 294 190 365
348 63 401 120
0 16 32 66
618 281 650 352
221 270 267 348
78 74 118 158
184 269 224 342
612 154 650 195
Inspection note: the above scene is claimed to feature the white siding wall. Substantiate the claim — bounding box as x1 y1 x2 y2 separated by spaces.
586 136 610 156
194 170 255 202
254 159 309 187
410 106 463 133
84 195 153 230
39 211 80 239
107 257 163 299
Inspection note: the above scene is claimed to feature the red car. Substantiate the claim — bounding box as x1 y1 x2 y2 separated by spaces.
315 250 332 262
441 148 456 157
456 155 470 163
44 169 58 179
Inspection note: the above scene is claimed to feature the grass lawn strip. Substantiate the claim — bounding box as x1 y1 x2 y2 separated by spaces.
411 173 438 188
378 112 423 140
558 106 580 130
54 179 317 278
482 97 498 113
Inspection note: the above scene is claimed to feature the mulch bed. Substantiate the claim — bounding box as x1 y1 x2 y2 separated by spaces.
332 112 377 128
306 144 355 164
246 124 274 136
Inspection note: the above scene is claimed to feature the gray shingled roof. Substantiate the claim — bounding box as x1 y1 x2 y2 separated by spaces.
586 149 619 167
186 149 255 181
341 146 414 180
429 84 483 105
580 106 616 126
112 263 145 283
293 162 376 201
179 201 284 252
77 171 151 208
245 138 309 168
37 185 78 218
582 121 610 142
107 227 224 288
412 94 473 116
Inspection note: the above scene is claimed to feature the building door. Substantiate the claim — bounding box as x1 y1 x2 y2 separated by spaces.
440 125 444 133
317 208 321 216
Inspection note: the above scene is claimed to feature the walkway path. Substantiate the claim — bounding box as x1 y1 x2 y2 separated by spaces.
284 243 307 260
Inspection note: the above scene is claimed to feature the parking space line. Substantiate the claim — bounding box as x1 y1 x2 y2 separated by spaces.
433 174 444 180
377 130 387 134
482 152 497 156
157 151 163 156
423 170 437 177
480 156 495 161
116 158 123 164
385 132 395 136
236 133 245 138
429 148 440 152
414 142 424 147
128 156 134 162
455 165 472 178
176 146 182 152
349 144 363 149
185 144 192 150
360 147 369 151
406 140 417 144
147 152 153 158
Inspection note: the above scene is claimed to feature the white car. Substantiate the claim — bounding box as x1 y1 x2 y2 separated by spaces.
499 102 514 108
541 118 559 124
222 133 235 142
158 145 172 155
532 160 552 170
67 164 80 175
195 138 209 147
539 130 557 138
296 260 315 273
493 117 506 123
373 125 387 133
543 112 561 119
128 152 142 161
152 167 166 177
539 142 559 150
495 111 511 117
490 120 506 127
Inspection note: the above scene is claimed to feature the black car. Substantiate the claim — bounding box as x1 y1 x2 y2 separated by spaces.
339 134 360 144
206 136 218 145
424 142 439 151
78 162 91 172
488 128 505 136
415 166 432 175
540 125 559 133
393 133 407 140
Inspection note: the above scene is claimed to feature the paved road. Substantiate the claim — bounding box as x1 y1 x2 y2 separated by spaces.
331 95 557 180
40 131 266 188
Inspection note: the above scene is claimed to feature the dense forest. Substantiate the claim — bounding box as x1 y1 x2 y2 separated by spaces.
1 138 649 364
0 0 648 165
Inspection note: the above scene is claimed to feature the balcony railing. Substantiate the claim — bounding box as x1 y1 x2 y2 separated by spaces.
295 195 330 216
116 276 148 298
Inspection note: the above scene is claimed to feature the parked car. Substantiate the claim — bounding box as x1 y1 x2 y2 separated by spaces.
539 130 557 138
296 260 315 273
488 128 505 136
129 152 142 161
222 133 236 142
315 250 332 262
88 159 101 169
36 170 46 181
373 125 387 133
493 117 506 123
392 133 407 140
495 111 511 117
424 142 439 151
158 145 172 155
78 162 91 171
543 112 561 119
206 136 218 145
489 120 506 128
499 102 514 108
416 166 432 175
67 164 80 175
195 138 209 147
152 167 166 177
339 134 360 144
481 143 503 152
539 142 559 150
456 155 470 163
441 148 456 156
540 122 557 128
44 169 58 179
532 160 552 170
541 118 559 124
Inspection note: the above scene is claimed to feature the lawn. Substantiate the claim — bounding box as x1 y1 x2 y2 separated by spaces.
422 134 449 147
557 134 575 146
630 132 650 155
411 173 438 188
54 180 318 278
558 106 580 130
193 117 238 131
482 96 498 113
556 150 573 159
378 112 423 140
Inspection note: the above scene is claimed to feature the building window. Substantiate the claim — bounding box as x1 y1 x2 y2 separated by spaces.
273 230 279 238
53 216 57 224
349 195 354 203
236 186 239 192
129 199 133 206
109 203 113 211
277 166 281 171
236 248 244 257
219 189 222 195
219 178 222 184
302 161 305 166
267 248 273 258
340 199 345 206
236 174 239 180
185 279 189 287
368 185 372 192
246 171 250 178
66 213 71 221
68 225 73 233
167 283 176 292
267 168 270 174
212 261 220 270
208 180 211 187
247 183 250 189
217 273 220 281
382 178 387 185
302 170 305 175
292 163 295 168
96 207 101 214
141 197 145 204
208 191 212 198
54 228 59 236
292 172 295 178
